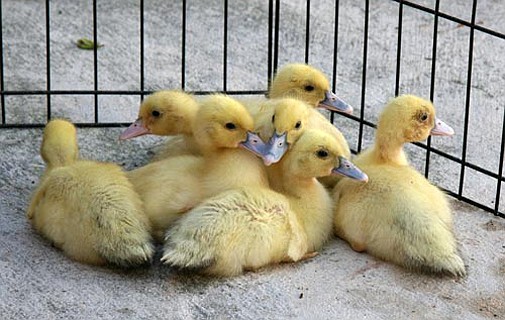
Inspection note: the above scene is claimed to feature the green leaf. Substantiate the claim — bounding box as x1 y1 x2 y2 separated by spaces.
76 37 104 50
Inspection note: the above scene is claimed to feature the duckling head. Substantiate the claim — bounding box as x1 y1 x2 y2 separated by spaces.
120 90 198 139
193 94 254 152
260 98 311 165
377 95 454 145
283 129 367 181
41 119 79 168
268 63 353 114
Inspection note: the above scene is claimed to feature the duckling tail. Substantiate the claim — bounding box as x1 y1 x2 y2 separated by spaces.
161 230 216 271
393 218 467 277
407 252 466 277
41 119 79 169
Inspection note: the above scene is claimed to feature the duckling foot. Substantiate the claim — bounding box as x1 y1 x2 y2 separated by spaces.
350 241 366 253
282 251 318 263
300 251 318 261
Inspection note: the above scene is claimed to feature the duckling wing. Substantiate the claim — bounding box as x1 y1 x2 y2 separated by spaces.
162 187 306 277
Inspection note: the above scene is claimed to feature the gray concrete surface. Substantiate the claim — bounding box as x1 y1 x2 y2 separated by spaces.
1 0 504 319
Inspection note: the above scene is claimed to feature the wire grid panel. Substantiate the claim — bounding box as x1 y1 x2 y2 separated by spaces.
0 0 504 218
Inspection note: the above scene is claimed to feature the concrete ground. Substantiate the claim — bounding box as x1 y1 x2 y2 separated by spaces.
1 0 504 319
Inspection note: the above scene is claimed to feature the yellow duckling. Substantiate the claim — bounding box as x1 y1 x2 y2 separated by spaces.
252 98 312 190
27 119 154 267
253 97 310 155
161 129 368 277
267 63 352 189
333 95 466 277
194 94 270 199
126 94 269 241
120 90 201 159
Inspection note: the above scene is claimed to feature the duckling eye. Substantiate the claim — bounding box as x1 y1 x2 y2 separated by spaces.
304 85 315 92
316 150 328 158
151 110 161 118
419 112 429 122
225 122 236 130
295 121 302 129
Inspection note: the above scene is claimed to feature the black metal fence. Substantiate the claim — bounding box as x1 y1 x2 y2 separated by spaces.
1 0 504 219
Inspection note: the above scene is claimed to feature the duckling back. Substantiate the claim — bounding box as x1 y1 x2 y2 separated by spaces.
28 119 154 267
40 119 79 169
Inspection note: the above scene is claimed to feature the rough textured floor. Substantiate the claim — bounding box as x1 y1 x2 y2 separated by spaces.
1 0 504 319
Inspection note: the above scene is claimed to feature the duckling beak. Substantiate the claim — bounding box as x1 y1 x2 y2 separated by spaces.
430 118 454 136
262 132 289 165
332 156 368 182
318 91 353 114
119 119 151 140
239 131 270 162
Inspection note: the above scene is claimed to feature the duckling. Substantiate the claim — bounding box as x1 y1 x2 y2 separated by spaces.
126 94 269 241
194 94 270 199
27 119 154 267
120 90 201 159
161 129 368 277
253 97 311 162
267 63 352 188
251 98 312 189
333 95 465 277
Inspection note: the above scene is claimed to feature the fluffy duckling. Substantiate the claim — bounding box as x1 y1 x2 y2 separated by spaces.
126 94 269 241
161 129 368 277
120 90 201 159
267 63 352 188
333 95 465 277
253 97 311 164
194 94 270 199
27 119 154 267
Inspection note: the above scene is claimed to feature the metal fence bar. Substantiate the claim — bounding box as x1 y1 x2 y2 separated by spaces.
139 0 145 100
273 0 280 75
330 0 340 124
394 0 403 96
92 0 98 123
0 2 4 125
267 0 274 82
444 188 505 218
305 0 310 64
495 105 505 214
357 0 369 153
458 0 478 198
424 0 440 178
390 0 505 40
181 0 186 90
223 0 228 91
0 89 266 96
45 0 51 121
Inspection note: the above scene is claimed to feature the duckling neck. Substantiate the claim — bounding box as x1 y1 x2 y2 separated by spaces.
369 134 409 166
178 113 197 136
280 175 316 196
